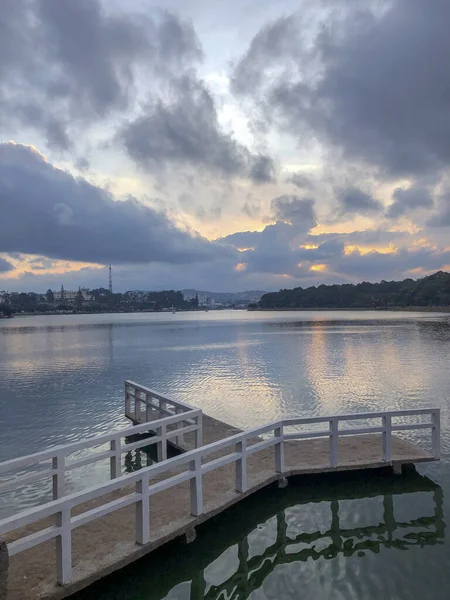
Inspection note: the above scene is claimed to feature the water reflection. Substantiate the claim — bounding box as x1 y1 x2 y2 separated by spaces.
72 469 444 600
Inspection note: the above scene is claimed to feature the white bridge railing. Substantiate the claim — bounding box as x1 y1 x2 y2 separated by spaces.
0 407 440 587
0 409 202 502
125 381 198 447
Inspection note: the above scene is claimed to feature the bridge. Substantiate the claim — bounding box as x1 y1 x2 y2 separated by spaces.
0 382 440 600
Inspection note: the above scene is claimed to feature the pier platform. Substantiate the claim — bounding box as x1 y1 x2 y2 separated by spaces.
0 383 440 600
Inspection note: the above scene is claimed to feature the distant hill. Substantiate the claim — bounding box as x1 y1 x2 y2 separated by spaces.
259 271 450 309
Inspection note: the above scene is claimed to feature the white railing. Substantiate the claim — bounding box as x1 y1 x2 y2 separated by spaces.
0 407 439 587
0 410 203 502
125 381 197 447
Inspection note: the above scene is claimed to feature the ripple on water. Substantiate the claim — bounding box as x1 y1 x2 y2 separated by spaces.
2 312 450 598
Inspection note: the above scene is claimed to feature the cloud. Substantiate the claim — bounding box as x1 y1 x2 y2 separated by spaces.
120 75 275 181
387 182 435 218
0 142 231 265
0 256 14 273
178 192 222 221
0 1 201 148
338 187 383 216
249 155 277 183
233 1 450 178
334 246 450 280
271 195 317 229
288 173 314 190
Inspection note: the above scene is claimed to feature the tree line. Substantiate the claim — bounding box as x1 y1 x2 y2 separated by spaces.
256 271 450 310
0 288 199 317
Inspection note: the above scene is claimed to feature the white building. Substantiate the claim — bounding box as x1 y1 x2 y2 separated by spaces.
53 289 92 302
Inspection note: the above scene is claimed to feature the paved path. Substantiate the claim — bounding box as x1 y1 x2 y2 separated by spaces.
3 418 433 600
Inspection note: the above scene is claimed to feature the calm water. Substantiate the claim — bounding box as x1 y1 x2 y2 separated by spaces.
1 310 450 599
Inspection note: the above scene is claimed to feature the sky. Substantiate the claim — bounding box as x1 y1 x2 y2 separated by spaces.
1 0 450 293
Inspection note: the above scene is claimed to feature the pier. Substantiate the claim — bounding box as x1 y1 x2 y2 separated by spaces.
0 382 440 600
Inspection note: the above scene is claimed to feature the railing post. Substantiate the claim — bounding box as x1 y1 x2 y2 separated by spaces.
175 407 184 447
134 389 141 423
432 409 441 460
125 383 132 417
135 474 150 545
56 507 72 585
275 426 284 473
145 394 152 423
156 424 167 462
194 413 203 449
190 457 203 516
52 453 65 500
236 439 247 492
330 418 338 468
382 415 392 462
110 435 121 479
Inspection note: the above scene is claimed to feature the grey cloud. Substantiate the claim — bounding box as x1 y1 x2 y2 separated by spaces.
310 229 411 246
219 230 261 249
0 1 201 148
428 197 450 227
0 257 14 273
242 200 261 219
271 195 317 230
178 192 222 221
0 142 230 265
231 16 303 96
338 188 383 216
233 1 450 178
387 183 434 218
120 75 275 181
333 247 450 280
289 173 314 190
249 155 277 183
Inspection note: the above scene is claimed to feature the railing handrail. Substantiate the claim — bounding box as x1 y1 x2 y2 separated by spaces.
0 409 202 476
283 407 439 425
0 406 440 586
0 407 440 531
125 380 197 412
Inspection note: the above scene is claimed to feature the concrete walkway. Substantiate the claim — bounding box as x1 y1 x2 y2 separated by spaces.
2 413 433 600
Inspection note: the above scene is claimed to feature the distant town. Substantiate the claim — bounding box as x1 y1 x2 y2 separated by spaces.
0 286 265 317
2 271 449 318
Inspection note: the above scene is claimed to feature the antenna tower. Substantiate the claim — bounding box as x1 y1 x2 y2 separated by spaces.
109 264 113 293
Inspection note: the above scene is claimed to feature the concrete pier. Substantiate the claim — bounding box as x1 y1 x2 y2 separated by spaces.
0 384 440 600
2 416 434 600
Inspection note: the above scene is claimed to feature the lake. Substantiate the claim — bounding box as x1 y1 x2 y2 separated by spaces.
1 310 450 599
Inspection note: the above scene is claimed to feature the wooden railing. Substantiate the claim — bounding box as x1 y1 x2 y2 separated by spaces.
0 407 440 586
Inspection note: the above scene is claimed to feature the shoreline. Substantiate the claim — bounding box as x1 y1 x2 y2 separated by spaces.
250 306 450 313
3 306 450 319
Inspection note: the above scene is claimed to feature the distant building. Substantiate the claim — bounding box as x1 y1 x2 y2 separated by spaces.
53 288 92 303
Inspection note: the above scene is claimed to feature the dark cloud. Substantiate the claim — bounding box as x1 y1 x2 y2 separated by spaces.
0 257 14 273
289 173 314 190
428 196 450 228
231 16 302 97
0 1 201 148
387 183 435 218
233 1 450 179
334 247 450 280
338 188 383 216
120 75 275 181
309 229 411 246
242 200 261 219
249 155 277 183
271 195 317 229
0 142 231 265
